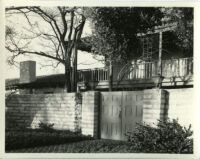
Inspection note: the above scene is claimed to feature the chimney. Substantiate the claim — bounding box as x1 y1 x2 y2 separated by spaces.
20 61 36 83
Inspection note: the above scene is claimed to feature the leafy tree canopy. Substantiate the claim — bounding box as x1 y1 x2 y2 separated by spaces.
161 7 193 54
87 7 193 63
86 7 163 63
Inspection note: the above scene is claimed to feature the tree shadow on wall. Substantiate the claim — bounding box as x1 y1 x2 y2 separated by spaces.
5 94 46 130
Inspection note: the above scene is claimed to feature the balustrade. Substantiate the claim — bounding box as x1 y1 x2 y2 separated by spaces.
77 57 193 82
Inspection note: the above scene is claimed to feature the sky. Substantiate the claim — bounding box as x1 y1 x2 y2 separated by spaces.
5 8 104 79
5 50 104 79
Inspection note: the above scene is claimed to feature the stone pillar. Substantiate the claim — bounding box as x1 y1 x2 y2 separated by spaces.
143 89 168 126
81 91 100 138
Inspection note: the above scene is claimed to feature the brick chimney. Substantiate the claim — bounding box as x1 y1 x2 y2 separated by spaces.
20 61 36 83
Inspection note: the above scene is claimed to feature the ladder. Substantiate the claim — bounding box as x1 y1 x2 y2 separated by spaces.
142 37 153 61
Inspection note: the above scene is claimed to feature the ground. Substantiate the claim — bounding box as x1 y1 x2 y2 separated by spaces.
6 139 135 153
5 129 135 153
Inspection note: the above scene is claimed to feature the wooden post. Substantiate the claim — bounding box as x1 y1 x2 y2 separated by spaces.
109 60 113 91
158 31 163 76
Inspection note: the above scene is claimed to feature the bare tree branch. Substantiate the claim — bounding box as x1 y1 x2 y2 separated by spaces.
6 6 87 92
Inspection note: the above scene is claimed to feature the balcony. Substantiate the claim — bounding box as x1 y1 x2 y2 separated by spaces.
77 57 193 90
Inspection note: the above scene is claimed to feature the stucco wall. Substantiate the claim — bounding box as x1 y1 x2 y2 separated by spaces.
166 88 193 127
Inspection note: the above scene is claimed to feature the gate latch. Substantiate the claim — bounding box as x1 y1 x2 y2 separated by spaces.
119 107 122 118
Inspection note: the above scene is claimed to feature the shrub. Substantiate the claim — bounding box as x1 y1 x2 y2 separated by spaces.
126 119 193 153
38 122 54 131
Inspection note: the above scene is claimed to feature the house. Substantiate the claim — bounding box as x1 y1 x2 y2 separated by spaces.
5 59 194 140
5 24 193 94
5 26 194 141
5 59 193 94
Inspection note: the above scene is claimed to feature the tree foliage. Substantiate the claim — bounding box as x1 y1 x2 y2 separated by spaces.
87 7 163 63
87 7 193 63
161 7 193 54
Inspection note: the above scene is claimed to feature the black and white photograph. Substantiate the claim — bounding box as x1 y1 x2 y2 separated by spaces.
1 0 198 157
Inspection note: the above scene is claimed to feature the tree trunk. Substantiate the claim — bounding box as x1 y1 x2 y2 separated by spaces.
71 45 78 92
65 68 71 92
64 58 72 92
71 16 85 92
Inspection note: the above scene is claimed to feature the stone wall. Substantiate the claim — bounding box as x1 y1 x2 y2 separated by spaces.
6 93 78 131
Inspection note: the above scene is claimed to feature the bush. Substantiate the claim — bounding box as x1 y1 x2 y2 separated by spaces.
38 122 54 131
126 119 193 153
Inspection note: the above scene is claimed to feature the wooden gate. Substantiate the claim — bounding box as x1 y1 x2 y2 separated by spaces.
100 91 143 140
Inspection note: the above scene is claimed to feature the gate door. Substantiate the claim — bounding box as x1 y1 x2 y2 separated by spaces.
101 92 122 140
100 91 143 141
121 91 143 140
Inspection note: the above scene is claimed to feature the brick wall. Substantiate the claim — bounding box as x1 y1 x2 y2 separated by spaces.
6 93 79 131
143 88 193 127
81 91 100 138
165 88 193 127
143 89 168 126
6 88 193 138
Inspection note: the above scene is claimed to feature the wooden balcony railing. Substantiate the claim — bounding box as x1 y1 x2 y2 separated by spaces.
77 68 109 82
162 57 193 77
77 57 193 82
